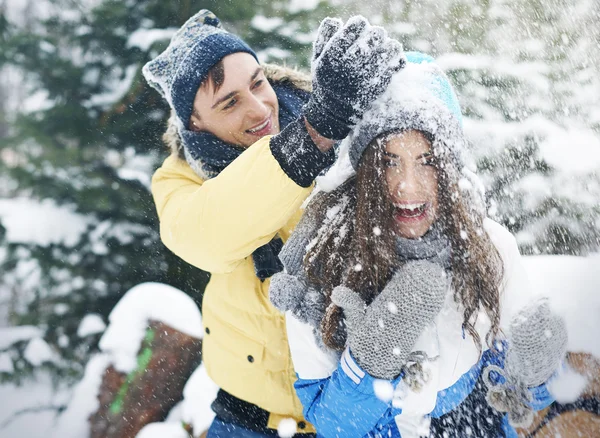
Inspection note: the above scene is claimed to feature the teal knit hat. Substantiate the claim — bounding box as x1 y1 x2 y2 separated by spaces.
142 10 258 128
348 52 465 170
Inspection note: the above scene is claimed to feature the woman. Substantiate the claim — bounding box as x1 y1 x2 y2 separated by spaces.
269 52 567 438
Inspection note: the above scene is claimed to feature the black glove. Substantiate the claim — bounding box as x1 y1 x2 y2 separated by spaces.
304 16 405 140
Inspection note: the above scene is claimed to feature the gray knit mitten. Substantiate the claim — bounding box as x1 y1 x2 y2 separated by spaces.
332 260 449 379
483 298 568 428
270 271 325 326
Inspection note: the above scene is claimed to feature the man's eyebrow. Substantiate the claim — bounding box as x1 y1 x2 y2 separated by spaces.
212 91 237 109
211 67 264 110
250 67 263 82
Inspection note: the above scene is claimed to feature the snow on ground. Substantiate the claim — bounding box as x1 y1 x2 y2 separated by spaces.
0 372 70 438
49 354 111 438
136 422 190 438
57 282 210 438
179 364 218 433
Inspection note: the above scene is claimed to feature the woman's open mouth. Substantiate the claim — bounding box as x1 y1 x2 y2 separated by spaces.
394 202 430 222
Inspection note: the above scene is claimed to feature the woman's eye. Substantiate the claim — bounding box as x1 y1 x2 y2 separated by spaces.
223 99 237 110
422 156 436 167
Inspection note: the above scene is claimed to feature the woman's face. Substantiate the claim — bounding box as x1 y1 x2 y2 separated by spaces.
383 130 439 239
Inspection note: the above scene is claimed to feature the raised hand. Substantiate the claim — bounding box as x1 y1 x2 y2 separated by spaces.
304 16 406 140
312 17 343 65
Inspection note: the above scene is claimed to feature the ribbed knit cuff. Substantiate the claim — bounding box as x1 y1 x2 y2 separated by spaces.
270 117 336 188
303 100 351 140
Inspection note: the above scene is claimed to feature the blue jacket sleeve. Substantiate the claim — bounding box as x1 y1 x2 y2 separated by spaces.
294 348 400 438
528 376 556 411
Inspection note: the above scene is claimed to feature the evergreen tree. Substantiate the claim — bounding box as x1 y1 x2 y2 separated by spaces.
0 0 206 382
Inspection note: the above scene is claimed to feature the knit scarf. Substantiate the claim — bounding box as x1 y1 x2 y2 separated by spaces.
395 223 452 270
180 83 311 280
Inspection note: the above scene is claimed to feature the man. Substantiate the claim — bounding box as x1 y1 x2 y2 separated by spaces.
143 9 404 437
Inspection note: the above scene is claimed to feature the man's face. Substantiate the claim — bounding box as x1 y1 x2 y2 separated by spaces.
189 53 280 147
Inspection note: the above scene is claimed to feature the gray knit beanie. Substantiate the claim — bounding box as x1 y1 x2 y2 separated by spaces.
142 10 257 128
348 51 465 171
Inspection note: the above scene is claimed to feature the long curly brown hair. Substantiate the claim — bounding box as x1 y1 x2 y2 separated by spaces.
305 131 504 354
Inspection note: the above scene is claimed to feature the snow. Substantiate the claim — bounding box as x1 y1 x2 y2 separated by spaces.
548 365 590 404
179 364 218 434
23 338 55 367
277 418 298 438
436 53 550 92
256 47 292 63
21 89 55 113
89 220 150 255
0 326 43 349
103 147 156 190
50 354 111 438
374 379 395 402
0 372 70 438
0 353 14 373
99 282 203 373
136 422 189 438
251 16 284 33
2 0 52 25
465 114 600 176
287 0 320 13
523 254 600 357
538 127 600 174
77 314 106 337
130 364 218 437
127 28 178 52
84 64 138 109
0 198 90 247
315 136 355 193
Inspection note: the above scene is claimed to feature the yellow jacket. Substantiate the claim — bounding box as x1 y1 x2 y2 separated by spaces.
152 129 316 431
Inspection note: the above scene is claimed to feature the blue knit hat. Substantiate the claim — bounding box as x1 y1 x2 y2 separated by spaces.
142 10 258 128
348 52 465 170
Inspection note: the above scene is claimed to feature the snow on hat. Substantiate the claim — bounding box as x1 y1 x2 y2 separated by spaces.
142 10 257 128
348 52 466 171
